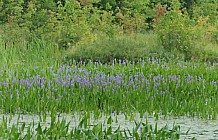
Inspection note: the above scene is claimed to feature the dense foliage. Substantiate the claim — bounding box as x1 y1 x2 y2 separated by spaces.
0 0 217 62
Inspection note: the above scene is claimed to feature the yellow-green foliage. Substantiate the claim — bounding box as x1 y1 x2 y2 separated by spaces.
0 0 217 62
0 24 29 47
0 0 156 49
157 0 195 56
156 0 218 60
192 0 218 24
191 0 218 45
67 33 160 63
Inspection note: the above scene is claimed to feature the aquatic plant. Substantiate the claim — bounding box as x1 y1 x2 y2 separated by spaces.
0 114 182 139
0 57 218 120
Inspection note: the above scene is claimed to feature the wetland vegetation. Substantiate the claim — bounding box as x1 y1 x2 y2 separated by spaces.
0 0 217 139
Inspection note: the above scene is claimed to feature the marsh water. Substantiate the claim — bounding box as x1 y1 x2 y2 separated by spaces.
1 113 218 140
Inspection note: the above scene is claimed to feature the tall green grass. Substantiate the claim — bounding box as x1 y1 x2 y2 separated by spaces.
0 38 63 72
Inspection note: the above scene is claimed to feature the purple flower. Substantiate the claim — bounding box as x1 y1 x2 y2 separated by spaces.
155 82 161 87
187 74 192 82
12 79 16 85
171 98 175 102
41 69 45 73
212 80 216 85
160 91 165 94
101 82 107 87
34 65 38 70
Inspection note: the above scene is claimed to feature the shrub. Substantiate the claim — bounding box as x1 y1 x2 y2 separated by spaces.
211 21 218 44
0 24 30 48
192 0 218 24
156 0 196 58
66 33 159 63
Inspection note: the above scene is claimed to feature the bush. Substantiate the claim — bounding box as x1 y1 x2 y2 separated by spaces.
192 0 218 24
211 21 218 43
156 0 196 58
0 24 30 48
66 33 159 63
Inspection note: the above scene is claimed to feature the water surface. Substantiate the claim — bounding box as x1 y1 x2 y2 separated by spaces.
1 113 218 139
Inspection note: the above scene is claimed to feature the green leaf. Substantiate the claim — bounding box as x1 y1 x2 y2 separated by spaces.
107 116 113 124
35 123 43 135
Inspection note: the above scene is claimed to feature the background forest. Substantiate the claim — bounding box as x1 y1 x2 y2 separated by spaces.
0 0 217 62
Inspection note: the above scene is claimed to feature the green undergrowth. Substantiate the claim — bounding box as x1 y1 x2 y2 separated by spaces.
67 31 218 63
66 33 161 63
0 38 63 71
